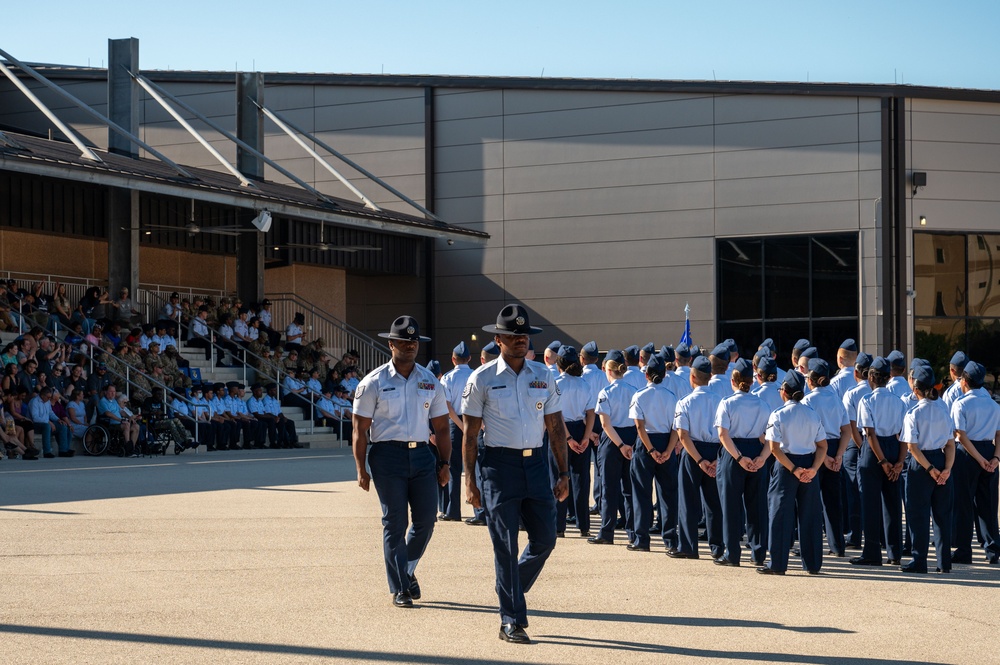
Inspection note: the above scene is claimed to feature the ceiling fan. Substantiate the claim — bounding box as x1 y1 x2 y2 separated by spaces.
123 200 264 237
272 224 382 253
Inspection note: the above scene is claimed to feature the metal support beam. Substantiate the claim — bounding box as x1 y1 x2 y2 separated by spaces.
236 73 264 181
257 102 442 222
108 38 139 158
0 59 101 162
236 209 265 304
132 73 255 188
0 46 193 179
880 99 894 354
107 187 140 297
893 98 908 354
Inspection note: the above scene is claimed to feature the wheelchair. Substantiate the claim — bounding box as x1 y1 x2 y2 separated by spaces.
82 421 128 457
141 417 174 457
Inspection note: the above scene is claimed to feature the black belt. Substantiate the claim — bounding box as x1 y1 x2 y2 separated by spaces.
485 446 543 457
375 440 428 449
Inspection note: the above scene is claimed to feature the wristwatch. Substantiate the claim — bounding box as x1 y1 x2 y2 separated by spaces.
436 460 449 471
558 471 569 479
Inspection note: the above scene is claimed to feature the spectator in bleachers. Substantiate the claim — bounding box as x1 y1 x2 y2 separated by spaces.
281 349 301 374
51 282 73 330
1 344 18 369
143 386 194 453
206 383 235 451
6 279 27 327
215 298 231 325
1 362 18 394
316 384 353 442
255 299 279 348
178 298 192 340
333 349 359 377
18 359 41 395
340 366 360 398
285 312 306 354
48 362 68 395
187 306 218 363
138 324 155 351
29 282 52 330
169 389 199 444
1 394 35 459
161 346 192 390
98 385 138 457
63 364 85 400
263 381 300 448
83 322 104 350
189 384 223 451
104 321 123 348
0 285 18 332
16 335 36 365
125 327 142 346
281 367 313 420
215 313 242 367
66 389 89 442
111 286 136 325
64 321 85 348
159 292 182 328
7 388 35 448
233 307 252 347
85 362 112 421
74 286 108 335
29 386 71 458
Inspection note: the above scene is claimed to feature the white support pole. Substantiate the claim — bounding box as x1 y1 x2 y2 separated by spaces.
258 105 380 211
133 74 255 188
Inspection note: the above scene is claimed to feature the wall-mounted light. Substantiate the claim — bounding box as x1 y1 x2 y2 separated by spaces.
471 334 477 341
912 171 927 196
919 215 927 226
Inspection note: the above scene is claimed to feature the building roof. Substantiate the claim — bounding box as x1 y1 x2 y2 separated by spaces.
0 128 488 243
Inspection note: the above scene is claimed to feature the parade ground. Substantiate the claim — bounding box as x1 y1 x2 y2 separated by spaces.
1 449 998 665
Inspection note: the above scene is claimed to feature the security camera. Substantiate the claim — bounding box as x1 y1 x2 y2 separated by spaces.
447 239 454 246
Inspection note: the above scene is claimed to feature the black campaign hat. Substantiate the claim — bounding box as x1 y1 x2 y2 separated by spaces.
482 304 542 336
378 315 431 342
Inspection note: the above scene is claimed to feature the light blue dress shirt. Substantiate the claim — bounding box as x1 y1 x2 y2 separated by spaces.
440 363 473 415
629 382 677 434
753 381 784 413
355 361 448 443
557 372 593 422
842 382 872 423
857 387 906 436
707 374 734 402
622 366 647 391
952 389 1000 441
595 378 638 429
801 385 849 439
674 386 722 443
462 357 561 449
887 376 910 399
715 391 769 439
581 364 609 410
903 399 954 451
766 401 826 454
829 367 858 402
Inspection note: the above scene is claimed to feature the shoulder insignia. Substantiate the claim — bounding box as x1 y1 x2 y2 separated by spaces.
355 385 365 399
462 383 472 399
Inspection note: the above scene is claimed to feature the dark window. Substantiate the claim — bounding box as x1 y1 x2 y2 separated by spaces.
717 233 859 362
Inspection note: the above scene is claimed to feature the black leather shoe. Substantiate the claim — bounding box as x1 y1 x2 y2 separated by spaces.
713 556 739 567
845 541 862 549
807 570 821 575
587 537 614 545
556 531 565 538
465 517 487 526
43 453 55 459
756 566 784 575
393 591 413 608
667 550 698 559
408 576 421 600
950 551 973 564
438 515 462 522
499 623 529 644
579 531 590 538
665 546 678 555
900 562 927 574
626 543 650 552
849 557 882 566
936 567 951 573
589 506 600 515
886 558 901 565
828 550 846 557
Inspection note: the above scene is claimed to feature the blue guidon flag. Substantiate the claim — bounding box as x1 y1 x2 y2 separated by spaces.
679 302 693 347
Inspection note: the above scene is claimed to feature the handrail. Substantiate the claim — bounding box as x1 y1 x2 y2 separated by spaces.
263 292 390 374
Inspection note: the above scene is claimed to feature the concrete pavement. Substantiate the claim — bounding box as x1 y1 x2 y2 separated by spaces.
1 449 998 664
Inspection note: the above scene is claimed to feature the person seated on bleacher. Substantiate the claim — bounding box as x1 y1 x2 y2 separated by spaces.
111 287 136 326
340 366 360 399
260 381 300 448
225 382 263 449
104 321 123 348
187 306 218 364
281 367 313 420
305 368 324 398
138 324 155 351
233 307 252 348
74 286 109 335
66 389 89 442
143 342 165 375
50 282 73 330
29 282 52 330
1 362 19 395
281 349 301 375
215 313 243 367
315 384 353 442
63 364 84 400
161 346 192 390
159 292 182 329
189 383 223 451
47 362 69 396
98 384 138 457
245 316 268 364
0 285 18 332
0 397 35 459
207 383 236 451
7 388 36 449
17 358 41 395
333 350 359 377
0 344 18 369
143 387 195 454
285 312 306 353
255 299 280 349
85 362 113 422
29 386 71 458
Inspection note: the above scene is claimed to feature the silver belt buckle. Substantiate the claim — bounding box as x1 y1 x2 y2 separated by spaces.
522 449 532 457
408 441 417 449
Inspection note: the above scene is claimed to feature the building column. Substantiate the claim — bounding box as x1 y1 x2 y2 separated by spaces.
107 38 140 296
236 72 265 304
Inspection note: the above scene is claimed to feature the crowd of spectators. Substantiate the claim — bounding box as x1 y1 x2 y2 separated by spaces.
0 280 362 460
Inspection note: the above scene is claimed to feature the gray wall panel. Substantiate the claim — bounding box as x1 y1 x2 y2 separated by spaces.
313 86 424 107
716 114 859 151
436 142 506 173
503 181 715 221
435 89 503 121
435 116 504 147
503 209 714 245
503 153 714 195
503 125 715 168
504 238 711 274
715 143 859 180
715 94 860 124
715 201 859 237
911 141 1000 173
435 195 506 225
504 265 710 300
910 110 1000 144
503 89 709 115
716 172 859 208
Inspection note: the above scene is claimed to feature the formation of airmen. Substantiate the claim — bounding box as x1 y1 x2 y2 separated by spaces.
354 310 1000 645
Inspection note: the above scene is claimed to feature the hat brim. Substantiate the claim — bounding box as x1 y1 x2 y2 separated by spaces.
481 324 543 336
378 332 431 342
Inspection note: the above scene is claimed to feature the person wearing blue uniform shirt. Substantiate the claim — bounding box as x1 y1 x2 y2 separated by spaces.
553 345 595 538
622 345 646 391
801 358 851 557
426 360 442 379
950 360 1000 564
756 339 786 386
638 343 656 372
542 340 562 376
670 355 724 560
480 341 499 365
674 343 693 382
264 382 300 448
942 351 969 413
579 340 608 516
753 357 784 413
841 352 874 548
706 344 734 401
660 345 692 402
885 350 909 398
353 315 451 609
628 354 679 553
851 357 907 566
830 339 859 401
790 339 811 374
758 371 828 575
461 304 568 644
900 365 955 574
715 358 772 566
463 341 500 528
188 384 219 451
588 349 638 545
437 341 473 522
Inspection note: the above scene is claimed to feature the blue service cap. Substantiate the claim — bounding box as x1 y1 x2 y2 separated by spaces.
557 344 577 360
800 346 818 360
734 357 754 379
840 338 858 353
855 352 873 370
546 340 563 352
910 357 931 370
725 338 738 355
950 351 969 367
645 354 666 375
808 358 830 377
641 342 656 355
753 348 769 362
886 350 905 367
793 338 811 353
453 341 470 358
690 344 702 358
759 338 775 352
692 355 712 374
758 357 777 375
870 356 890 374
624 345 640 362
911 364 935 386
675 342 691 358
581 341 599 358
964 361 986 385
482 341 499 357
605 349 626 366
710 343 729 359
426 360 441 376
782 370 805 394
659 345 675 362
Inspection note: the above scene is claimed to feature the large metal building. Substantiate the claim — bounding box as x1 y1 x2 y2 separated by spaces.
2 39 999 375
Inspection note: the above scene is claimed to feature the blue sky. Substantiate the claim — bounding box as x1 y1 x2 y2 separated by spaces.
4 0 999 89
